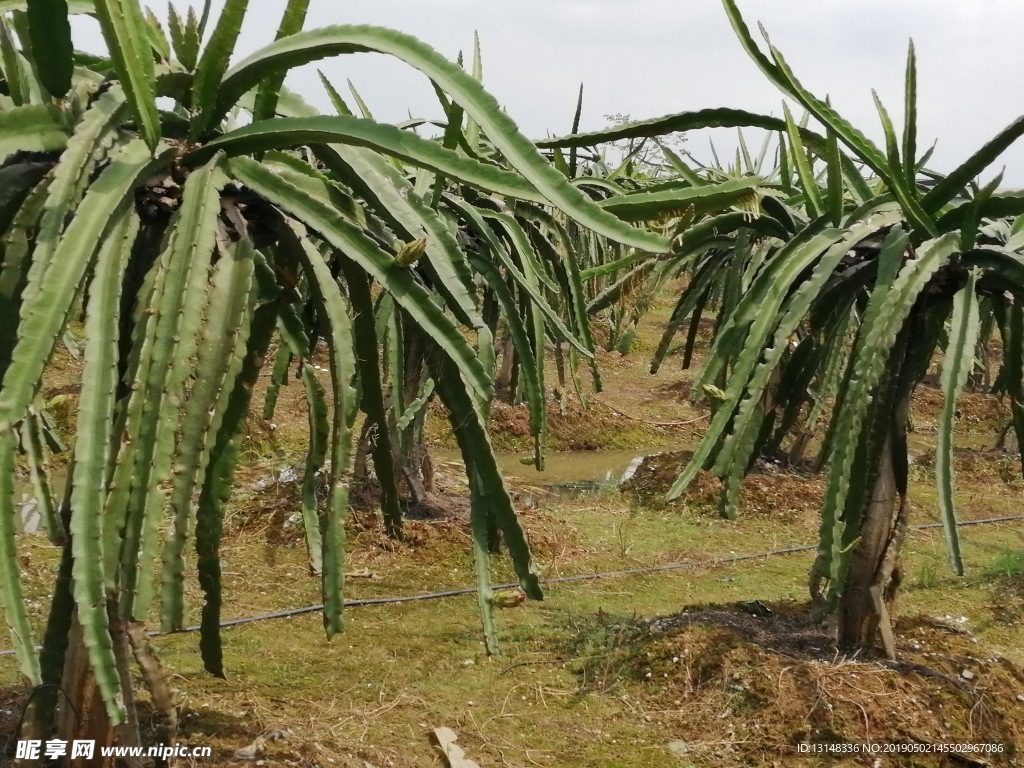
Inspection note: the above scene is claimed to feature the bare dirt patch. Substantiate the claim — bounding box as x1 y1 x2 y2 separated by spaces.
429 393 695 453
913 385 1011 433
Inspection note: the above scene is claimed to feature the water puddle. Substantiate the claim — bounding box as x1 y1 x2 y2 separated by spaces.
9 430 1011 536
16 496 42 534
468 429 1012 501
9 468 67 535
907 431 1005 458
433 448 652 500
13 481 46 535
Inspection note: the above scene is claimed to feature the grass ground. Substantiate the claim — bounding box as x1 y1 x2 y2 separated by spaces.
2 288 1023 766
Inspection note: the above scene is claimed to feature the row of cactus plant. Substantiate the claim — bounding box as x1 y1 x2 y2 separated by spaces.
539 0 1024 656
0 0 753 750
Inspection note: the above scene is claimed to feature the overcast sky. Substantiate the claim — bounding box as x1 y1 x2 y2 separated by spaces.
74 1 1024 185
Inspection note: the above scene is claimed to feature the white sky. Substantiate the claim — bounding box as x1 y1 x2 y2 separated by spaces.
73 0 1024 185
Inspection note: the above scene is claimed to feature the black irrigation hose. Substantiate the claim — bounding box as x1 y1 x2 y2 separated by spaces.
1 514 1021 658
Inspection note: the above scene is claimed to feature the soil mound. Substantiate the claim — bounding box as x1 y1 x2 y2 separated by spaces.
574 601 1024 766
621 451 826 517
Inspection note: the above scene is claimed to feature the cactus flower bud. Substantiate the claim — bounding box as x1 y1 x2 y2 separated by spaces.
701 383 727 401
395 238 428 267
489 588 527 608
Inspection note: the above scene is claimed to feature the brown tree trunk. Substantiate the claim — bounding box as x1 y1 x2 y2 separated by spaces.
494 332 515 396
836 381 912 659
352 418 375 485
56 617 114 768
54 611 140 768
395 327 434 505
835 432 906 655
